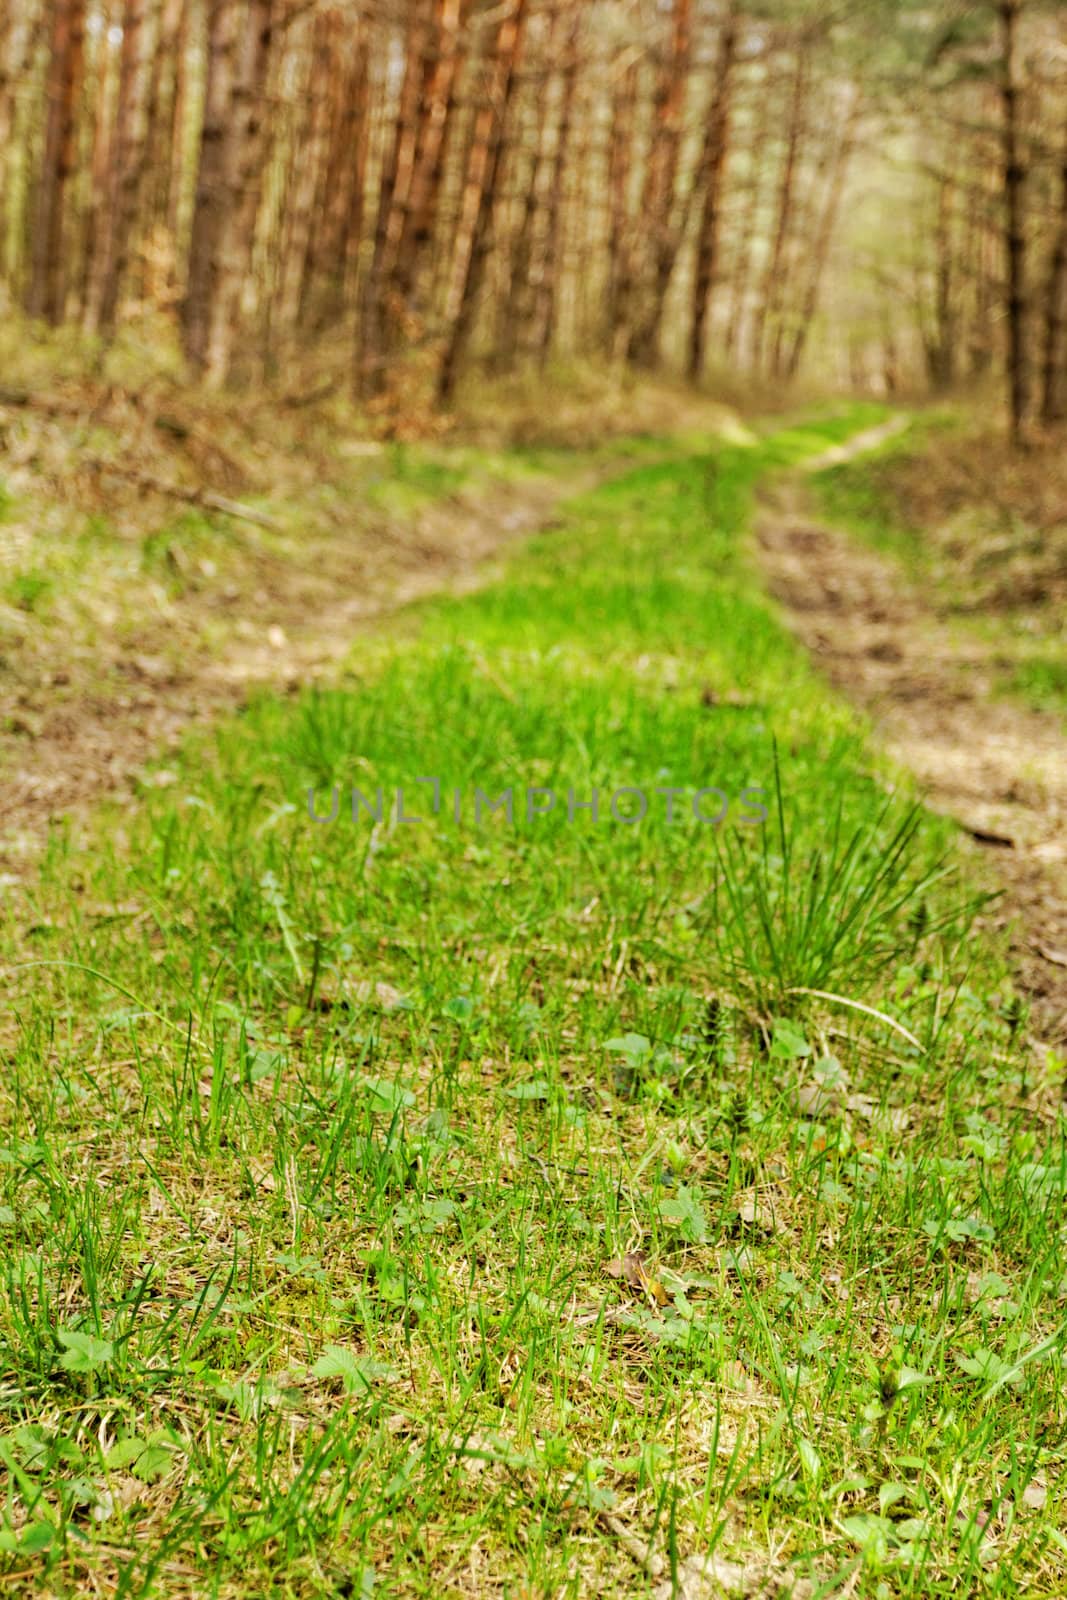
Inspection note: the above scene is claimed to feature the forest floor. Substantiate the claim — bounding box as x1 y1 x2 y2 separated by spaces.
1 356 727 881
757 433 1067 1051
3 393 1067 1599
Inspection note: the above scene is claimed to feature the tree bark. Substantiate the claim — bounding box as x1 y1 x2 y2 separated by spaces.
182 0 240 369
27 0 87 322
79 7 116 318
686 4 738 383
536 8 580 366
0 0 13 285
606 52 638 357
1040 101 1067 424
311 24 370 325
751 47 806 375
437 0 528 404
999 0 1028 444
203 0 274 384
784 88 860 381
627 0 692 367
85 0 153 334
389 0 469 334
356 0 428 396
723 58 772 364
277 7 331 334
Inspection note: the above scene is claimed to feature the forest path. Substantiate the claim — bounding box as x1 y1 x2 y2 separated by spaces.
756 460 1067 1050
0 472 580 882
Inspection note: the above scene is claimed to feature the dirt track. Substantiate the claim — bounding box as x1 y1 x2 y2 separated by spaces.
757 468 1067 1050
0 476 573 881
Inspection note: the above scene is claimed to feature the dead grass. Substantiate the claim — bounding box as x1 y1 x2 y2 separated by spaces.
845 423 1067 617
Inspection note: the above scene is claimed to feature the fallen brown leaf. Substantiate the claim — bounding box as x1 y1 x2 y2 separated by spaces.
604 1250 669 1307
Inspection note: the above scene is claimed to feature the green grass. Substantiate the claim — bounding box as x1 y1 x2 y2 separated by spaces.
2 410 1065 1598
1005 657 1067 716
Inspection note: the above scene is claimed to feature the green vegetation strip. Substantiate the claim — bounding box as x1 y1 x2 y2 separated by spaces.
2 409 1065 1598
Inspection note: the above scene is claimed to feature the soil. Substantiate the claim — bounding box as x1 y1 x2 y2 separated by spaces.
756 445 1067 1051
0 474 577 882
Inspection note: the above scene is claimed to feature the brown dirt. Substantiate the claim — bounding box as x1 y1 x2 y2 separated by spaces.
756 472 1067 1050
0 473 577 882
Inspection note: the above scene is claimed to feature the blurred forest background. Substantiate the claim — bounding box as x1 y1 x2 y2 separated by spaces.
0 0 1064 437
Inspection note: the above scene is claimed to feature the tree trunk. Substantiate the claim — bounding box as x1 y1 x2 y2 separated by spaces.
606 52 638 357
999 0 1028 444
1040 102 1067 424
85 0 152 335
79 8 116 318
723 62 772 364
751 47 806 375
164 0 190 258
784 88 860 381
496 3 566 366
627 0 692 367
686 3 738 384
27 0 87 323
389 0 469 334
536 8 580 367
0 0 13 285
136 0 185 302
277 8 331 334
182 0 240 369
311 26 369 325
437 0 528 404
202 0 273 384
356 0 428 397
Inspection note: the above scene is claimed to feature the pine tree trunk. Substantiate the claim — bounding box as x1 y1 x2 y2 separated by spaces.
999 0 1028 444
495 96 545 364
389 0 469 333
627 0 692 367
85 0 152 335
27 0 87 322
277 9 331 334
606 53 638 357
202 0 273 384
929 166 957 390
686 4 738 383
136 0 184 302
1040 103 1067 424
79 10 116 318
183 0 239 369
751 48 806 375
164 0 190 259
723 65 769 363
784 88 859 381
536 9 580 367
0 0 13 286
311 25 369 325
356 0 427 397
437 0 528 404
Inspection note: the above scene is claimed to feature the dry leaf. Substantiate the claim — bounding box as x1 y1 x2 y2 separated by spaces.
794 1081 841 1117
733 1189 785 1235
247 1159 277 1194
604 1250 668 1307
350 979 406 1011
652 1552 750 1599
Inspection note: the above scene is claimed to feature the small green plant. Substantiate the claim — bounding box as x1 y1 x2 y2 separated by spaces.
707 747 972 1015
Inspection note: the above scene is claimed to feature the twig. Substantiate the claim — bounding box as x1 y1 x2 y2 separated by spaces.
89 461 281 530
786 987 924 1052
963 824 1015 849
598 1512 665 1579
